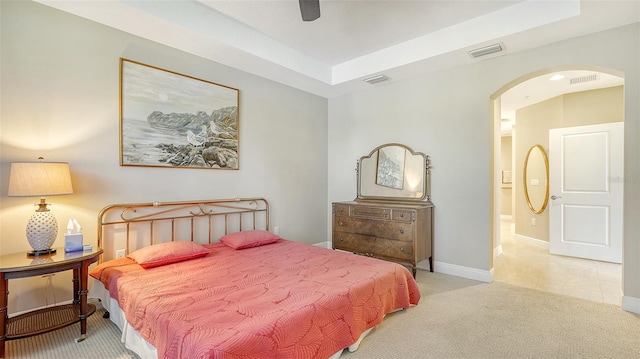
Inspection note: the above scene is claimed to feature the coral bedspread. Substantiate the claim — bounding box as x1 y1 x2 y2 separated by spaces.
90 239 421 359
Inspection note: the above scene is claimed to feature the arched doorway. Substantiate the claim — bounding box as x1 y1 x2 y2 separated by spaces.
490 66 624 304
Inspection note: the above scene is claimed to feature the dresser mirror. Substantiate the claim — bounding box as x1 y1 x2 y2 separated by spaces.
523 144 549 214
357 143 430 202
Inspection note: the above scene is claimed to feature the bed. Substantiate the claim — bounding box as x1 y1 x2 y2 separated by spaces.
89 198 421 359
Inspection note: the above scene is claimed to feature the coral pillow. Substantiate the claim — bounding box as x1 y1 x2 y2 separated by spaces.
220 230 281 249
127 241 210 268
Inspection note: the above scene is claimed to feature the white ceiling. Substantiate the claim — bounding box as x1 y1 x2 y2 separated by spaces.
200 0 520 66
36 0 636 124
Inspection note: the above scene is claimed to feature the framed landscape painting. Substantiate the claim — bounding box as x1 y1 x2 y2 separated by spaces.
120 58 239 169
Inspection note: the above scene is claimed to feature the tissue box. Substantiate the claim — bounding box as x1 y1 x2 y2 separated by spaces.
64 233 84 252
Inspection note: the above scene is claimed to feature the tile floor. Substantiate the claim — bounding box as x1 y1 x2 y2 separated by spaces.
493 219 623 305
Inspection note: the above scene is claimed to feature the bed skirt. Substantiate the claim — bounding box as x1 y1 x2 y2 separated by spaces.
90 280 158 359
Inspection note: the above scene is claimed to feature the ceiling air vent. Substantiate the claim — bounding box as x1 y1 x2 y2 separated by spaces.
363 74 389 84
570 74 598 85
467 43 504 58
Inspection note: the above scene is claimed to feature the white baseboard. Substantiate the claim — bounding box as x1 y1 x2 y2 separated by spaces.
433 261 492 283
513 233 550 249
314 241 331 249
494 244 503 259
622 295 640 314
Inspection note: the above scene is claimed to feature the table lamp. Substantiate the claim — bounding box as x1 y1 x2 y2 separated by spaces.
8 158 73 256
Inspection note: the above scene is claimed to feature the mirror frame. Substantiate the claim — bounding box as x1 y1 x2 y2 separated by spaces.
356 143 431 202
523 144 550 214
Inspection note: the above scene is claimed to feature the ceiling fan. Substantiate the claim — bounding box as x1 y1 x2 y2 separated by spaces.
299 0 320 21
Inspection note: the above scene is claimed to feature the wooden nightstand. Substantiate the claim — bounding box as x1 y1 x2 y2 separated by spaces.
0 247 102 358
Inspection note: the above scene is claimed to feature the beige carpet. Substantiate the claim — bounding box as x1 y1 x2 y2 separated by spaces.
6 272 640 359
343 273 640 359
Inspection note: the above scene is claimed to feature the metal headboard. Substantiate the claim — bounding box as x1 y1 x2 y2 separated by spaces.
97 198 269 261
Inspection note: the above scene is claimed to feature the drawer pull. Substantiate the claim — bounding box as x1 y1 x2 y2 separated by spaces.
340 238 344 242
400 247 405 252
339 221 344 226
400 214 404 218
399 229 404 234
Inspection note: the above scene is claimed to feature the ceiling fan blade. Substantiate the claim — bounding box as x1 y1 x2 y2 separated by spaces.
299 0 320 22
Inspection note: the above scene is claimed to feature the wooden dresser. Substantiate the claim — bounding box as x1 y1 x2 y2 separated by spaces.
332 200 433 277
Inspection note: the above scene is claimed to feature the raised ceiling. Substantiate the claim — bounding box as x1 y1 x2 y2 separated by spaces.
36 0 637 103
201 0 519 66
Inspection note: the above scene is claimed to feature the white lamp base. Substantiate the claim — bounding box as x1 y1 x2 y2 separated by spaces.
26 210 58 256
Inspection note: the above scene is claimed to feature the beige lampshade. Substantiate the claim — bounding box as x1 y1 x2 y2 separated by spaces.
8 162 73 197
8 161 74 256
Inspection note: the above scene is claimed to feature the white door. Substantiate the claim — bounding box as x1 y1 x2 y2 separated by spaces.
548 122 624 263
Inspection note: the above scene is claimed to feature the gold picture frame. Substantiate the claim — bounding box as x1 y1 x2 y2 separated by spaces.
119 58 239 169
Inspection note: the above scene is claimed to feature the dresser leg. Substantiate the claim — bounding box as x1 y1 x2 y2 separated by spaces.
428 256 433 272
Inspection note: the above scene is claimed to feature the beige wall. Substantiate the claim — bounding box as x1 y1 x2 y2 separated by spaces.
514 86 624 241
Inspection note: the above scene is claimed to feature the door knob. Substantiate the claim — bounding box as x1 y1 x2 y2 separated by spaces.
551 195 562 200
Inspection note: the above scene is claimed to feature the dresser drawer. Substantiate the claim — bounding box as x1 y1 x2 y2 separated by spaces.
334 216 414 241
392 209 414 222
334 203 391 220
333 232 414 261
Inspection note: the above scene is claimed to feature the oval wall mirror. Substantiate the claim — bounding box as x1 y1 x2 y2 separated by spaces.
523 145 549 214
